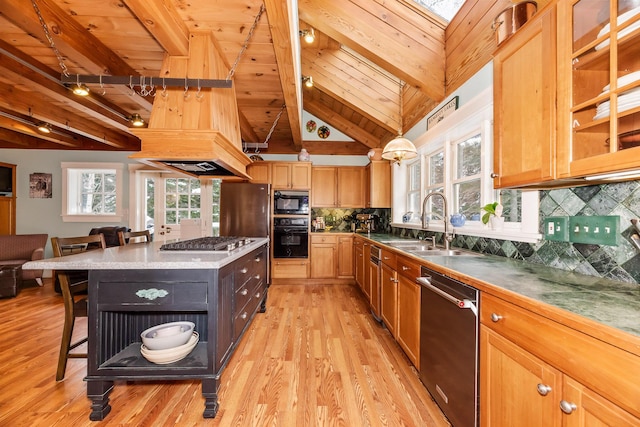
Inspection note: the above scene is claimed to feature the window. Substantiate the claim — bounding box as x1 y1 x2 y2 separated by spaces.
406 161 422 221
452 133 481 218
392 87 541 242
62 162 124 222
163 178 201 225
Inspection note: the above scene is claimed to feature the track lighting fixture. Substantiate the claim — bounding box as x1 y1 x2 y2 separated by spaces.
302 76 313 88
130 113 145 127
37 122 52 134
299 28 315 43
71 83 90 96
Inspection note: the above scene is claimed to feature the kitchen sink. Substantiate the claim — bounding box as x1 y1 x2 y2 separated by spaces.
411 249 478 257
389 244 434 251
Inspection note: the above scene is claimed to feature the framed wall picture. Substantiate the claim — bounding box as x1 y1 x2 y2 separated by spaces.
29 172 52 198
427 96 459 130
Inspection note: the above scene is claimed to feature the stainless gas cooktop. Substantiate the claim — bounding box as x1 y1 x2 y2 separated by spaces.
160 236 252 252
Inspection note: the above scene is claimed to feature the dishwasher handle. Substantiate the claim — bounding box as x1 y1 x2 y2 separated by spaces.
417 276 478 317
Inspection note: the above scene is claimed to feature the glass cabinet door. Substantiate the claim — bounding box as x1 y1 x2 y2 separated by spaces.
565 0 640 174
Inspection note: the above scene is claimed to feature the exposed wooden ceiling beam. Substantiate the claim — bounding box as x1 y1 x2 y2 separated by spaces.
1 0 152 110
299 0 445 102
263 0 303 149
303 97 379 149
123 0 190 56
0 81 139 150
302 48 398 132
0 41 133 132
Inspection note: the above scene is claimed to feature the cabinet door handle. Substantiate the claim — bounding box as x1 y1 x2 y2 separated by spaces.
240 289 248 296
490 172 499 178
240 312 248 320
536 384 552 396
254 274 261 280
559 400 577 414
383 256 390 260
491 313 503 322
254 257 261 262
240 267 248 274
402 266 410 271
255 292 261 298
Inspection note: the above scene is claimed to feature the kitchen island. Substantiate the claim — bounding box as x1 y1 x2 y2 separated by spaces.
23 237 269 421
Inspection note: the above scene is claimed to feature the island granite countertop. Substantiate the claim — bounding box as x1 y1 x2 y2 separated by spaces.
360 233 640 344
22 237 269 270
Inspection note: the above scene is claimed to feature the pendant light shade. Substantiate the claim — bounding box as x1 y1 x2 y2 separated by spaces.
382 79 417 164
381 135 417 162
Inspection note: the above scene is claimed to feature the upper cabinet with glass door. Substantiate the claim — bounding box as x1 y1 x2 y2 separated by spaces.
557 0 640 179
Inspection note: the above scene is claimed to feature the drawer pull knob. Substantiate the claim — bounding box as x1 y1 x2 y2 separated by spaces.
491 313 503 322
536 384 552 396
240 312 248 320
135 288 169 300
254 275 260 280
240 267 248 274
402 266 410 271
255 292 261 298
254 257 261 262
240 289 248 296
559 400 577 414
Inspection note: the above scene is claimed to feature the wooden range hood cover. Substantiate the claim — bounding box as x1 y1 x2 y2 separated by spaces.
130 32 251 179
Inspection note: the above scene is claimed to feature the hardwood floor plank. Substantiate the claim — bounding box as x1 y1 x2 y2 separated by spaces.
0 280 450 426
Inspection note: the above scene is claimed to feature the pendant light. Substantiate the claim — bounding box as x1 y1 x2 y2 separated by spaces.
382 79 417 163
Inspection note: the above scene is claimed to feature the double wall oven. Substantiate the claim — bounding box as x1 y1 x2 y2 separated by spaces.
272 190 310 259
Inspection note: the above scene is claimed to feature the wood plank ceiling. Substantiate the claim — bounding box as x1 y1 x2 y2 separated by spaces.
0 0 448 157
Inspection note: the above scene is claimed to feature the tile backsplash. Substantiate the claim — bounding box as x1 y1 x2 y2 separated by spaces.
393 181 640 285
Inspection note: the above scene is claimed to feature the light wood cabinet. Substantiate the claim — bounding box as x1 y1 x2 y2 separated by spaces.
380 249 397 337
310 166 365 208
271 259 309 279
396 256 420 369
272 162 311 189
337 167 365 207
492 3 556 188
337 235 354 278
245 162 271 184
310 234 353 279
366 161 391 208
354 237 365 291
0 162 16 235
310 234 336 278
481 327 562 426
557 0 640 179
310 167 337 207
481 292 640 425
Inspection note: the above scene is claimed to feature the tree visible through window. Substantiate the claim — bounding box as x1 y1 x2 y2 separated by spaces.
80 171 116 214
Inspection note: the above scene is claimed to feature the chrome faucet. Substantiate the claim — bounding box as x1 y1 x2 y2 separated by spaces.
421 191 453 250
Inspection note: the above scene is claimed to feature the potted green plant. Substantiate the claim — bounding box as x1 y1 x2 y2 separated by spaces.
481 202 504 230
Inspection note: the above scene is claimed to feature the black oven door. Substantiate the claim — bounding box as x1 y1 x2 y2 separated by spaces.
273 227 309 258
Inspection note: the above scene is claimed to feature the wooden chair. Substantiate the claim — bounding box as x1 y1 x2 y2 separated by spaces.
50 234 106 381
118 229 152 245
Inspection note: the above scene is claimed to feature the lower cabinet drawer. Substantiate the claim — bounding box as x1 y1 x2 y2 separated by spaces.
272 260 309 279
234 281 266 339
98 281 208 307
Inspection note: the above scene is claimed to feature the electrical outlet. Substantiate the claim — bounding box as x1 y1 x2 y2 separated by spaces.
569 216 619 246
543 217 569 241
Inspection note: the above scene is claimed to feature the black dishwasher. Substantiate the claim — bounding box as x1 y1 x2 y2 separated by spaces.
417 266 479 427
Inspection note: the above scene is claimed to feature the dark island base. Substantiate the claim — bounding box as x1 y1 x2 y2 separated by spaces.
86 378 221 420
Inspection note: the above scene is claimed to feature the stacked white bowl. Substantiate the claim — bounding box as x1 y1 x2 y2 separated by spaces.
140 321 198 364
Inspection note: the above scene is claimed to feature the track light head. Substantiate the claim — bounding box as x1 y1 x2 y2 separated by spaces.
130 113 145 127
299 28 315 44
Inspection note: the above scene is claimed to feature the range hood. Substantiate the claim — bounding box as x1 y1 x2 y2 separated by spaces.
130 32 251 180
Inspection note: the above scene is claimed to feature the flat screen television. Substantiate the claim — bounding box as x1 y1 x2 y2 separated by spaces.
0 166 13 194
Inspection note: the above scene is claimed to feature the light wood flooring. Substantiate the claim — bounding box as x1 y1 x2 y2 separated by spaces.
0 279 450 426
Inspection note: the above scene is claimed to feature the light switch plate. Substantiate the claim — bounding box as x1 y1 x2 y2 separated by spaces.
569 216 619 246
543 217 569 241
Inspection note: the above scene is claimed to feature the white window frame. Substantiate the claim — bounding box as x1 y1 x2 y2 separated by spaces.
391 87 541 243
61 162 124 222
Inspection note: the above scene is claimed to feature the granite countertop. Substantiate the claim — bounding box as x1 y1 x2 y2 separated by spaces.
22 237 269 270
362 233 640 339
